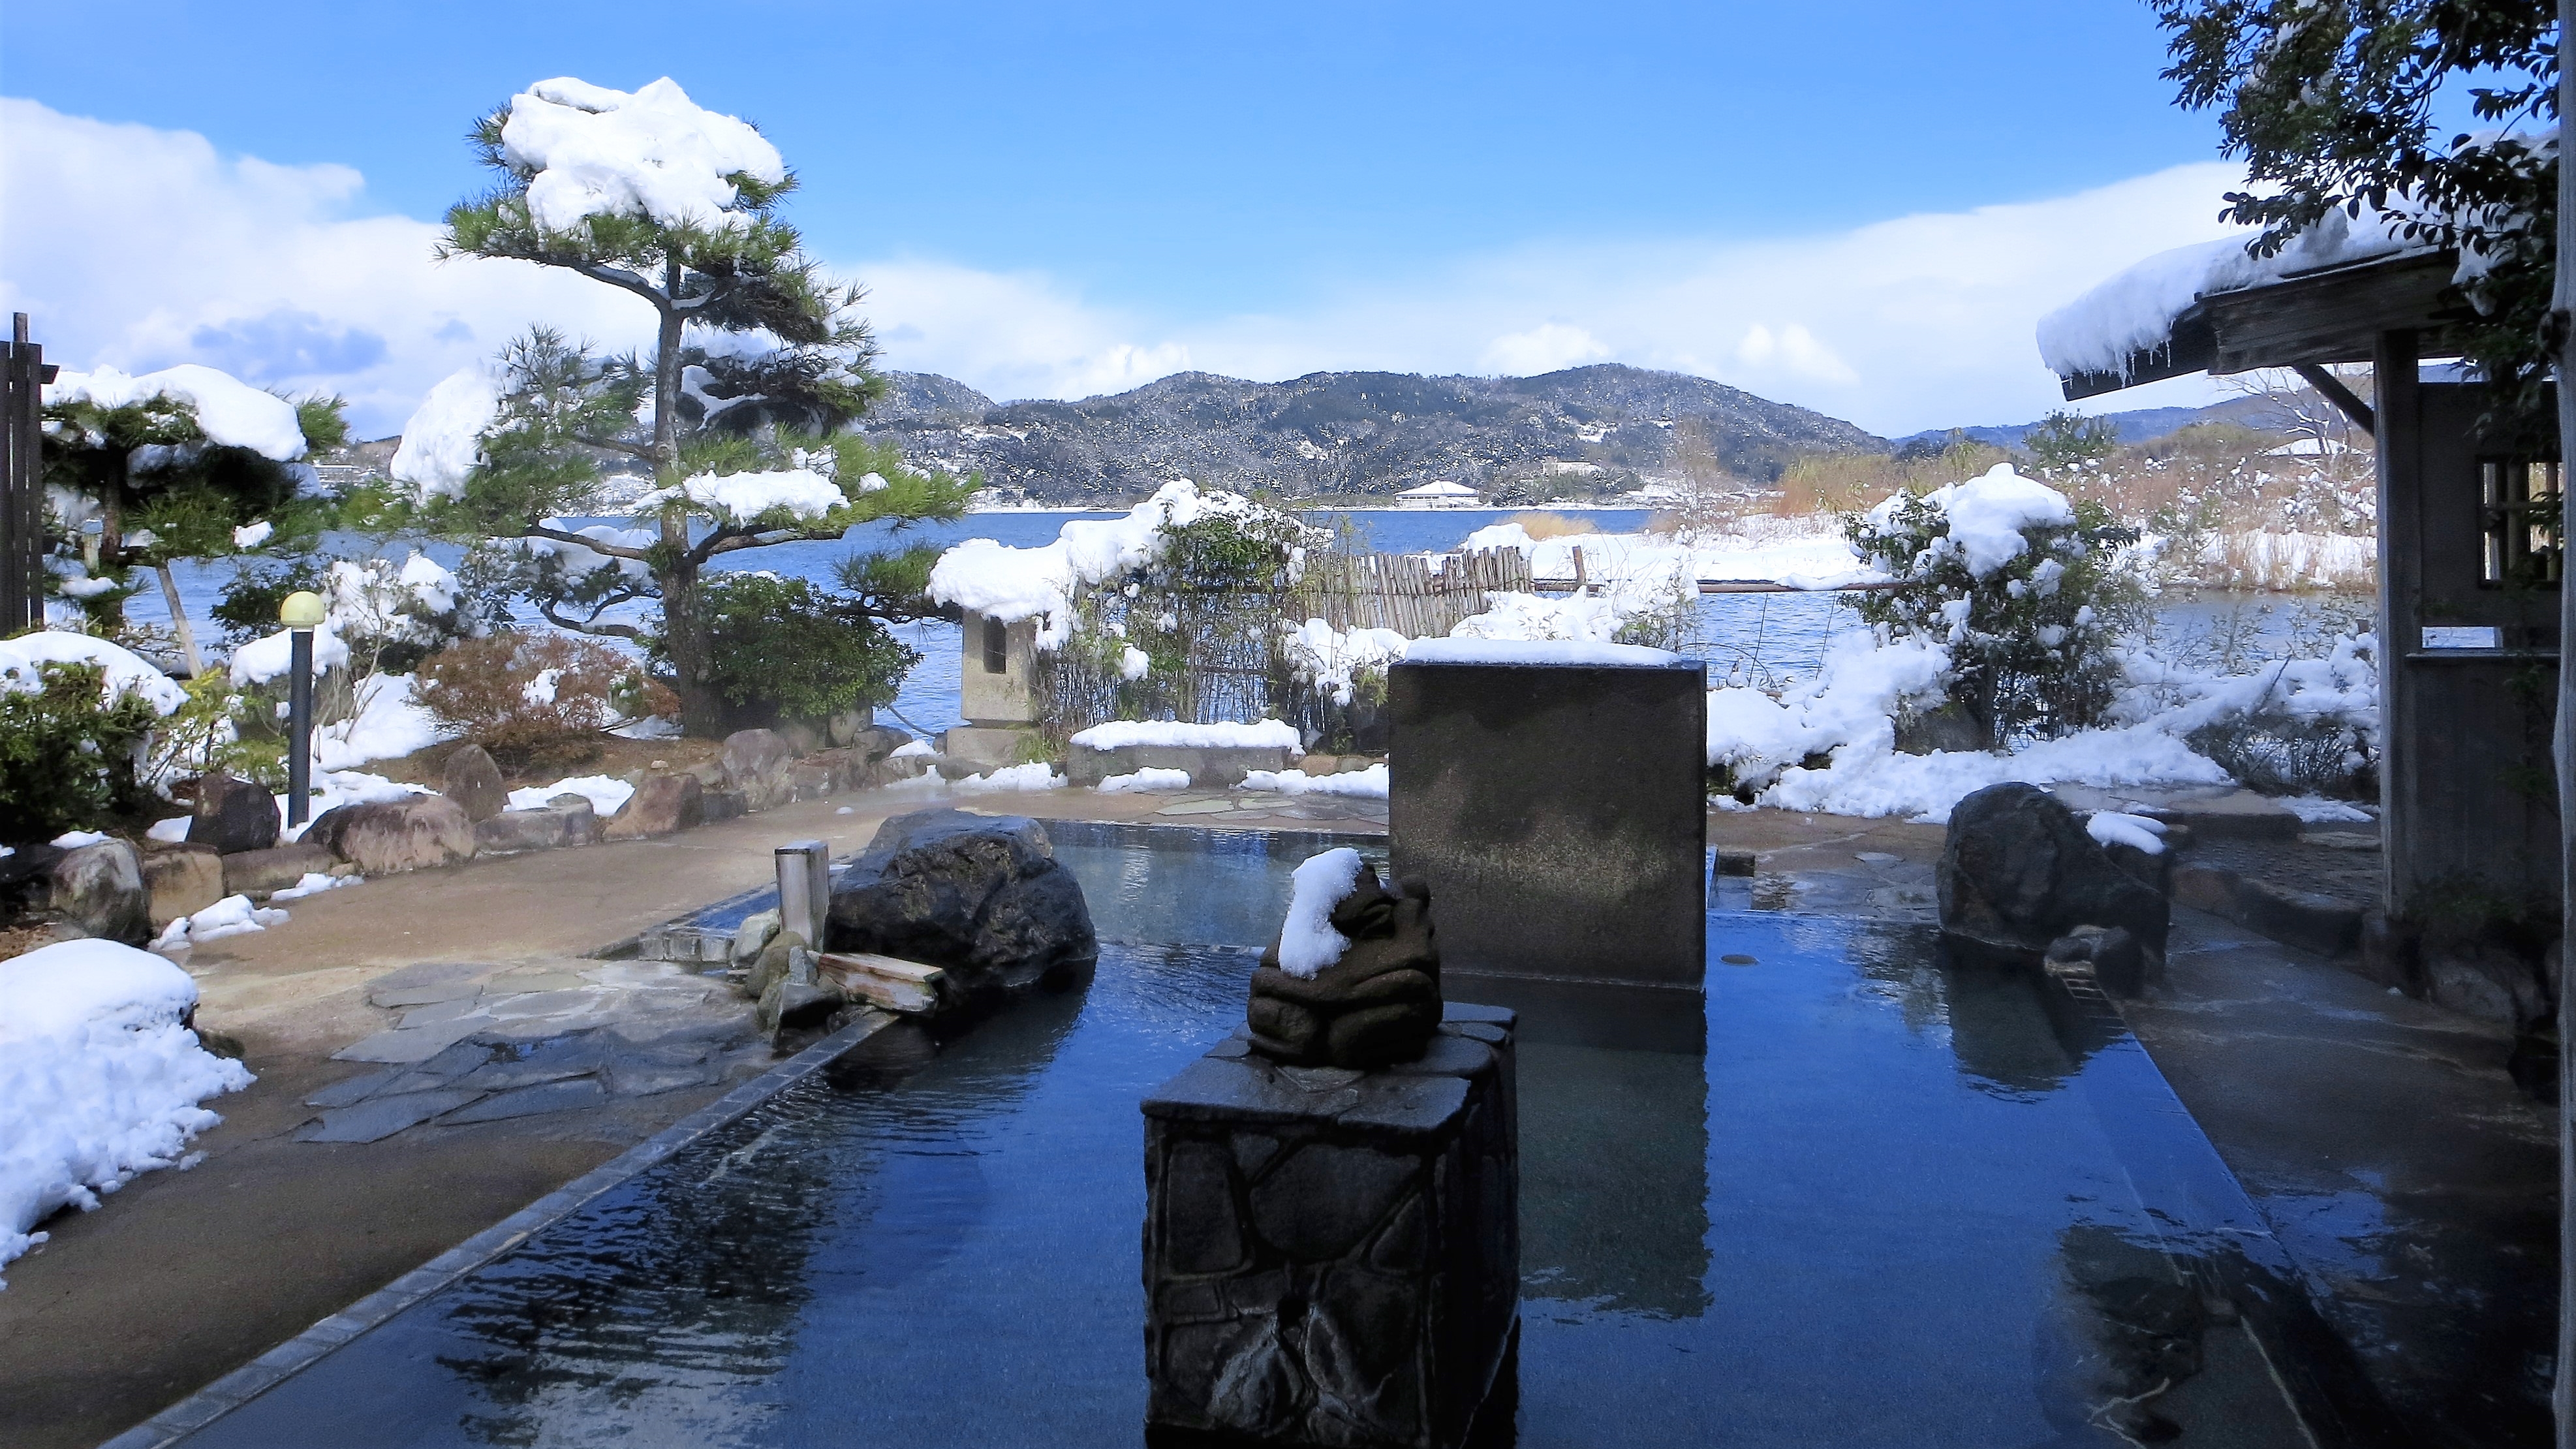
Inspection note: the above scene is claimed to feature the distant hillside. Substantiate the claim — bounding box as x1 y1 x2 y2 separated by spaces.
1896 396 2286 452
858 364 1887 504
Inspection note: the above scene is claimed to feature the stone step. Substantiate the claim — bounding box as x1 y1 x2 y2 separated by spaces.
2173 864 2366 957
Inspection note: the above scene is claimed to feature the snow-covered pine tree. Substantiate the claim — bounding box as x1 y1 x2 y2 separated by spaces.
421 76 970 734
40 364 347 676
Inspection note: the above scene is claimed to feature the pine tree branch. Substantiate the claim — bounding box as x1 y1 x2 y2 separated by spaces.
537 598 645 640
524 523 653 561
570 261 670 307
572 435 656 461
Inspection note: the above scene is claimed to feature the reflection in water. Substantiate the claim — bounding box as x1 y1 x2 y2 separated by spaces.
179 836 2314 1449
1044 820 1389 950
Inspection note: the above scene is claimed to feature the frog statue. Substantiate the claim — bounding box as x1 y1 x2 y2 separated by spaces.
1246 858 1442 1068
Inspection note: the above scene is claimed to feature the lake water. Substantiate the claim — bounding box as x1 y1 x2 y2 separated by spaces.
113 510 2359 744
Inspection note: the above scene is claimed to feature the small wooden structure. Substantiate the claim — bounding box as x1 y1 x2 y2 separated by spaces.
2054 249 2560 919
1300 547 1533 638
1 313 57 635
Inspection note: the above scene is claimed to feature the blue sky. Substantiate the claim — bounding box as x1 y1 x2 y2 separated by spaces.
1 3 2249 435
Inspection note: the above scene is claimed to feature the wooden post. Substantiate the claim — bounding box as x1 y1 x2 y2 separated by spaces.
2553 7 2576 1438
2372 328 2421 918
0 313 51 636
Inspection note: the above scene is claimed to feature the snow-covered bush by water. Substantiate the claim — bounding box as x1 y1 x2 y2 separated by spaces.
1846 464 2145 748
1 940 252 1284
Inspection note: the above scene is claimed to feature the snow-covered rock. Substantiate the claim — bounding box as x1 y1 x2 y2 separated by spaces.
1275 849 1365 978
1071 719 1302 752
1 939 253 1283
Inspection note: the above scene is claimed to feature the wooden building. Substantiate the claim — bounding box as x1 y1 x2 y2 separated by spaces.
2051 249 2560 920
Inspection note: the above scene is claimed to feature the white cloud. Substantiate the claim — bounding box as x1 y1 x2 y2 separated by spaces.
1478 322 1609 376
852 163 2255 433
3 95 2253 441
0 98 646 437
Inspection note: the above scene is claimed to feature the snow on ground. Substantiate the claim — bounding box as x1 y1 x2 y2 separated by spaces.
146 817 191 844
929 480 1317 647
503 76 786 236
153 894 289 949
0 632 188 714
50 831 109 849
2277 795 2376 824
315 674 444 772
1704 625 2376 824
1072 718 1303 752
1276 848 1365 978
391 367 503 501
45 364 306 461
951 763 1066 792
1 939 253 1283
1098 768 1194 792
1460 517 1878 590
506 774 636 815
1408 637 1679 667
1242 764 1390 800
890 739 935 758
270 872 362 901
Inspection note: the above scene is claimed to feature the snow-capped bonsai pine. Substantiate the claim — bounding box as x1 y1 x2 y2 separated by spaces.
40 368 347 675
415 77 971 734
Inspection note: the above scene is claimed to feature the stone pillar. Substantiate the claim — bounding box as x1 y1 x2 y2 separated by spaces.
1141 1003 1519 1449
1387 657 1708 991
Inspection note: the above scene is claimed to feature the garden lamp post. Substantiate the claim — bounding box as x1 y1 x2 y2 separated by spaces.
281 589 324 827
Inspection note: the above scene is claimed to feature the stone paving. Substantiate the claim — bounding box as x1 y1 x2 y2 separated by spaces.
296 957 769 1145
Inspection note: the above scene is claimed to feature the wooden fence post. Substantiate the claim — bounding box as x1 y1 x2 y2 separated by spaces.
0 313 55 636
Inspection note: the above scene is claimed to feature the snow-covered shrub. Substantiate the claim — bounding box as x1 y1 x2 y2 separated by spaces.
413 633 655 773
663 569 919 728
142 673 289 795
1846 464 2145 747
0 662 161 842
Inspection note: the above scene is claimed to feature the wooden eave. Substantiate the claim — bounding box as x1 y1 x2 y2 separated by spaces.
2058 249 2463 401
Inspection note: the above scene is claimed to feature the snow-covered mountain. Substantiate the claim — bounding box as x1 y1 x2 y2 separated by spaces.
859 365 1886 504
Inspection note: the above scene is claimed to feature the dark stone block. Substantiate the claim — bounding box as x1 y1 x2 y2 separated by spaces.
1143 1005 1517 1449
2233 879 2363 958
189 770 278 854
440 743 508 823
221 842 337 896
1387 659 1707 989
1938 784 2169 963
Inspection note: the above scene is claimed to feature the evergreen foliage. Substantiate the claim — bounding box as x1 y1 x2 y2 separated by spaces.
434 89 974 734
0 663 159 840
1845 495 2146 748
2150 0 2556 431
2021 411 2122 472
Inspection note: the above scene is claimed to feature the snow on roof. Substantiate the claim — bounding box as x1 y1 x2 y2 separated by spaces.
0 632 187 715
390 367 504 501
654 467 843 523
503 76 786 235
1070 718 1303 752
1404 637 1683 667
928 480 1308 647
1396 481 1478 497
45 364 305 461
2034 139 2549 381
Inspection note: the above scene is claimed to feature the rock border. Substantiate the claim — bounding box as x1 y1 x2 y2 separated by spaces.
101 1011 893 1449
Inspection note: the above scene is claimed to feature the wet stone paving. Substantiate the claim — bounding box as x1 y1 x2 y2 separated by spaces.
298 959 766 1144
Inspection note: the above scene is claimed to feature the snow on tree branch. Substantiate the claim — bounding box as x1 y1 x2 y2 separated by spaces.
501 77 785 236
